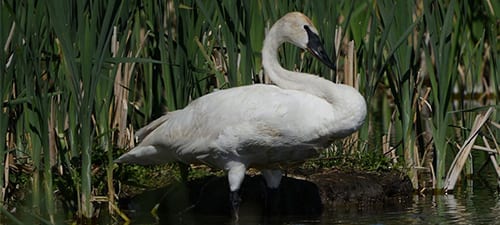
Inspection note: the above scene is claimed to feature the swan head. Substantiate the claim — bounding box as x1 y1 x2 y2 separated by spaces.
274 12 336 70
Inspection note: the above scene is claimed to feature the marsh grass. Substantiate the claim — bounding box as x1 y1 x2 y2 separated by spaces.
0 0 498 223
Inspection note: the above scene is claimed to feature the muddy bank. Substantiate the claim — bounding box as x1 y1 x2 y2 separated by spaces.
120 169 413 223
309 169 413 209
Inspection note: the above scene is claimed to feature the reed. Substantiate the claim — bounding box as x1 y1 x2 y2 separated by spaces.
0 0 498 223
0 2 13 209
375 0 422 188
421 0 457 191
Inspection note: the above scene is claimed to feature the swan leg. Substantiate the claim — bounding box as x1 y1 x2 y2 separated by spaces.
261 170 282 189
229 190 242 221
178 162 190 183
227 162 246 220
261 170 282 215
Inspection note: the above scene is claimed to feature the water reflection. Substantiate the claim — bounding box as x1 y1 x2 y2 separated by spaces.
150 189 499 225
322 189 500 225
124 180 500 225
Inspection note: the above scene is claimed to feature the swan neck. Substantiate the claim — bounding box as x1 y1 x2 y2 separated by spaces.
262 28 283 74
261 20 367 136
261 22 365 114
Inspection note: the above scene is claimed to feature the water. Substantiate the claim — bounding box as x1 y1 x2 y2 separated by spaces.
150 185 500 225
321 189 500 225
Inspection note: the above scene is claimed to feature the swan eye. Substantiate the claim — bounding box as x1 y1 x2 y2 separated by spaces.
304 25 320 44
303 25 311 32
304 25 316 34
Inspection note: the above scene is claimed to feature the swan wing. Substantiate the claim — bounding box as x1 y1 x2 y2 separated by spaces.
116 84 334 166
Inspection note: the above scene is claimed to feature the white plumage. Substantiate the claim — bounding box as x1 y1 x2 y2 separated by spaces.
115 12 367 219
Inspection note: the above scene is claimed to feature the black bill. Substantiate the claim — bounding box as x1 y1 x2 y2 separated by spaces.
304 25 336 70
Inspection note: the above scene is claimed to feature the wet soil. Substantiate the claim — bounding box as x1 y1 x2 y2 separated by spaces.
119 168 413 223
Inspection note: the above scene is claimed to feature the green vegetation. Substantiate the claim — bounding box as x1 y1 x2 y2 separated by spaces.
0 0 498 223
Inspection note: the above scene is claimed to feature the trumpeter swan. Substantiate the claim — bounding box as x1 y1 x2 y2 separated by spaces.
115 12 367 219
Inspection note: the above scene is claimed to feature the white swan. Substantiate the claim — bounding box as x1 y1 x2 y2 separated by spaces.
115 12 367 219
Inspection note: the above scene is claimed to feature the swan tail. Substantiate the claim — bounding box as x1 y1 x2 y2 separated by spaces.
114 145 177 165
117 113 180 165
134 113 171 143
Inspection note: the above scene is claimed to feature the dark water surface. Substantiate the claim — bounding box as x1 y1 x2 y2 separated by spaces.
322 188 500 225
11 187 499 225
132 184 499 225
